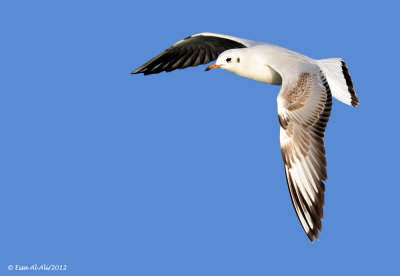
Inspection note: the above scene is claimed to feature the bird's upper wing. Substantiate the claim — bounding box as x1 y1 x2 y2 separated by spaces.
277 70 332 242
131 33 254 75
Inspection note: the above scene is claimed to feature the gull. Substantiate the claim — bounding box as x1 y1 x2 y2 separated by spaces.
132 33 359 242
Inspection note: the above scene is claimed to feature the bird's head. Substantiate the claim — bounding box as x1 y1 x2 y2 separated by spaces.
205 50 242 73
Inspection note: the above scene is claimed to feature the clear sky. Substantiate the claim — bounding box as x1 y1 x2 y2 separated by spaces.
1 0 399 275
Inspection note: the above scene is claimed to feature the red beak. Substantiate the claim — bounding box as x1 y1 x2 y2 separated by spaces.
205 64 222 71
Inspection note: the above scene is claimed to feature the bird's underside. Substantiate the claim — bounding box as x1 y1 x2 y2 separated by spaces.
132 33 359 242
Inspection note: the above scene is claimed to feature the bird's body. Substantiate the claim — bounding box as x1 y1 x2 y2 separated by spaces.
219 45 284 84
132 33 359 242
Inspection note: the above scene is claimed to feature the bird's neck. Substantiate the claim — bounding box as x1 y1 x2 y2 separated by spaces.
225 62 282 85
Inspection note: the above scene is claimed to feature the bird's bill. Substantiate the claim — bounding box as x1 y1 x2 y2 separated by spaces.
205 64 222 71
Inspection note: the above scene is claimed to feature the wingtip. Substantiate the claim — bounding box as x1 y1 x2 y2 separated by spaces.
131 66 145 74
306 229 322 243
311 230 321 243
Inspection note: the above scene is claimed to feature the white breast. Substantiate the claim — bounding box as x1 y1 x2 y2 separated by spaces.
224 46 283 85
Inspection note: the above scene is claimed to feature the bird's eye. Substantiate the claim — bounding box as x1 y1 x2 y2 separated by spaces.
226 57 232 63
237 58 240 63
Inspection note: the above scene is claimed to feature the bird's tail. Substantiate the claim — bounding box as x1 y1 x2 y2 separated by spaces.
318 58 359 107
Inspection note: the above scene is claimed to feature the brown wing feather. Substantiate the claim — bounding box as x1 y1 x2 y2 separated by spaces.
278 71 332 242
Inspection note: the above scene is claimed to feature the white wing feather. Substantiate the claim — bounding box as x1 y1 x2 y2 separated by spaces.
277 70 332 241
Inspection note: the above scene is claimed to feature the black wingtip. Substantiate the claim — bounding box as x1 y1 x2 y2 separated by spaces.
307 231 316 243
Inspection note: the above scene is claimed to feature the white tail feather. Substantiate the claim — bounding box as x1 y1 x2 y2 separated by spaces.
318 58 359 107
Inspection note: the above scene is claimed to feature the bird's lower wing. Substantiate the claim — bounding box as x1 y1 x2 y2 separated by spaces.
277 71 332 242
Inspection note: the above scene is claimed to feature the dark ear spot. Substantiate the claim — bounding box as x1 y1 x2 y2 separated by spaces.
237 58 240 63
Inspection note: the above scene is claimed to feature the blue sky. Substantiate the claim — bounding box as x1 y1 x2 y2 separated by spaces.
1 0 399 275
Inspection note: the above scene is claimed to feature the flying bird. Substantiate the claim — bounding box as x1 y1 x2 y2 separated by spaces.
132 33 359 242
